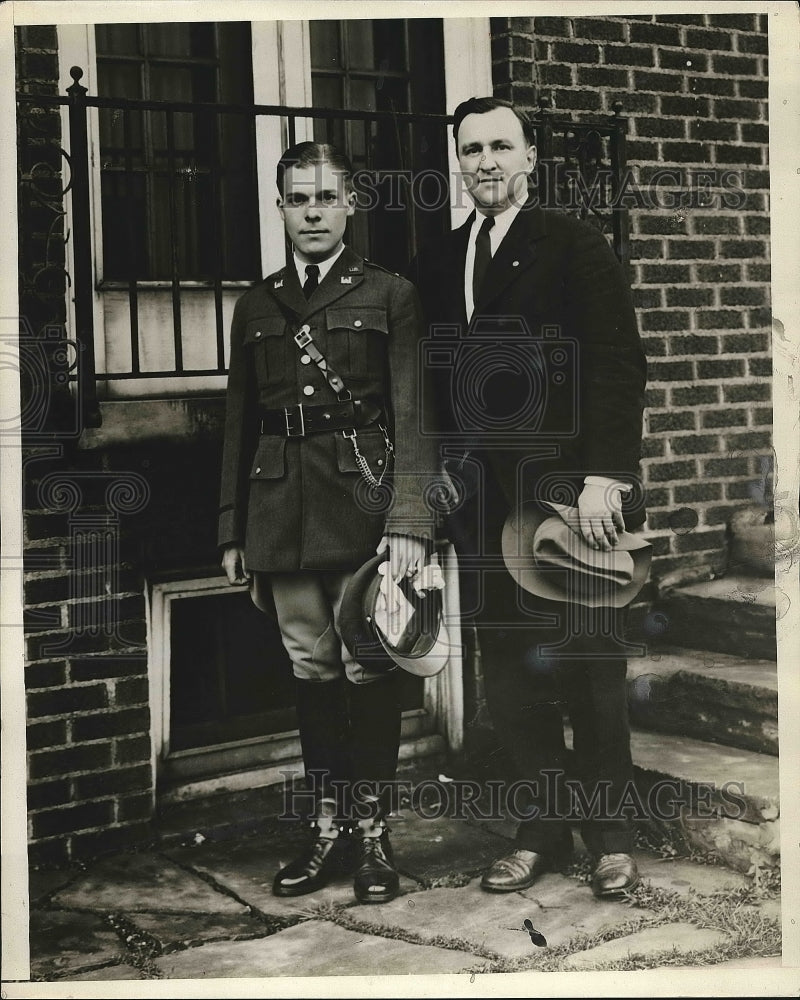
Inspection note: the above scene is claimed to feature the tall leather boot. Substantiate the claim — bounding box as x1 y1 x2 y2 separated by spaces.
273 679 350 898
348 675 402 903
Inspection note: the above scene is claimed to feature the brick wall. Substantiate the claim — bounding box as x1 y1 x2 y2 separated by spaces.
491 12 771 582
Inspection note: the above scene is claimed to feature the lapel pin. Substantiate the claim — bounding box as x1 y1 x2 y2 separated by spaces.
512 260 520 267
348 266 359 272
274 279 284 288
341 276 352 284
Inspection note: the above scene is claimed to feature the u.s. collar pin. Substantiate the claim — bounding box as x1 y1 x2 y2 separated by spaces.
273 278 284 288
340 276 352 284
348 266 359 272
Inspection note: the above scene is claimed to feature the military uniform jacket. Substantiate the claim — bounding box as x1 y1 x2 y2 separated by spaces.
218 247 439 572
407 202 648 534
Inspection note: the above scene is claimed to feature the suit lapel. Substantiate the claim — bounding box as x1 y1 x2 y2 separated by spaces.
474 202 548 314
444 216 473 329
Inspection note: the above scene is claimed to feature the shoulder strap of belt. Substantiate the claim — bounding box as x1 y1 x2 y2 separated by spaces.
293 327 350 401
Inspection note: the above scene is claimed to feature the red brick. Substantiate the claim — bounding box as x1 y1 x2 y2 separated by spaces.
667 240 716 260
695 263 742 283
726 480 758 500
704 457 750 477
576 66 629 88
648 360 694 382
574 18 626 41
671 385 719 406
648 411 695 433
696 310 745 331
637 215 688 235
604 44 655 67
552 41 601 64
27 684 108 719
646 460 697 482
29 742 113 780
641 263 692 284
737 79 768 100
674 482 723 503
27 778 72 811
25 661 67 689
73 764 152 801
707 14 756 30
117 793 154 823
685 28 733 50
724 383 770 403
637 72 685 95
71 707 150 743
748 307 772 328
629 22 681 46
532 16 571 35
702 409 748 429
631 239 665 260
722 333 769 353
697 359 746 379
635 117 686 139
641 311 690 332
689 76 736 97
114 676 149 707
70 655 148 682
645 487 671 508
744 215 770 236
712 54 759 76
659 48 703 71
714 98 762 121
749 357 772 377
662 141 712 162
115 734 152 766
27 719 68 751
666 286 714 307
714 144 764 166
671 434 720 455
641 438 666 459
654 15 704 26
539 63 574 87
692 215 740 235
669 335 719 355
552 89 602 111
704 504 741 526
645 388 667 408
660 94 710 117
752 407 772 426
634 287 664 309
726 431 772 451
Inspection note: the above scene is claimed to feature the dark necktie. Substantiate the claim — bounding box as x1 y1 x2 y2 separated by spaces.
472 216 495 304
303 263 320 299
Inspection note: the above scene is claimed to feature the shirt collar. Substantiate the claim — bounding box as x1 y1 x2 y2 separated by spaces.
470 200 523 245
292 242 346 286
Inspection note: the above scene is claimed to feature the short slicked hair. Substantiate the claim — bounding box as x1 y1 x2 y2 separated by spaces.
452 96 536 149
275 141 354 195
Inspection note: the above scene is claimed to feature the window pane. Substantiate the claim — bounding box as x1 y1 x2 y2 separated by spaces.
310 20 340 69
144 22 215 58
95 23 141 56
345 20 375 69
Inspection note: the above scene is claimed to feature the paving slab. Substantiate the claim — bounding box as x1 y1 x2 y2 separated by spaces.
681 814 780 874
344 873 648 959
66 964 144 981
29 910 124 980
52 852 247 915
635 854 749 896
562 921 728 969
672 954 782 970
28 868 79 905
153 920 477 978
130 911 273 952
164 832 418 917
388 809 511 887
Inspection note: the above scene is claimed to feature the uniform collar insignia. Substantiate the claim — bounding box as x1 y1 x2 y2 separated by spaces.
340 276 352 284
273 278 284 289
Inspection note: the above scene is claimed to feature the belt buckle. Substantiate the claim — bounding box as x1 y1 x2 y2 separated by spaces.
284 404 305 437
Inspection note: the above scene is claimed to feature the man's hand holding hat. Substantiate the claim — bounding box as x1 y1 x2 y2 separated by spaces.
549 478 632 551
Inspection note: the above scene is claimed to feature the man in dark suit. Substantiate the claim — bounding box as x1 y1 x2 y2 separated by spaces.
219 142 439 903
408 97 648 897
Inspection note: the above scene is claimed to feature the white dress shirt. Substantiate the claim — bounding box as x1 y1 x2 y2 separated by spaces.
464 203 522 322
292 242 346 287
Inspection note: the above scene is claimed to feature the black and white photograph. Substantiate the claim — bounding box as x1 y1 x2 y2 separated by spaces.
1 0 798 995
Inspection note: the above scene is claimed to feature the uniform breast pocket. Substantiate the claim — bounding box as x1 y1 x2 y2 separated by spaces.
325 306 388 378
243 317 286 387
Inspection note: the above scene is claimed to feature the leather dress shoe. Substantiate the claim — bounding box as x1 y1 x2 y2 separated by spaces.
273 834 340 897
353 832 400 904
591 853 639 898
480 849 559 893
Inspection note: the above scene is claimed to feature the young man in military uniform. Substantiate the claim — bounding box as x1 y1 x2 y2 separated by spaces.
218 142 438 903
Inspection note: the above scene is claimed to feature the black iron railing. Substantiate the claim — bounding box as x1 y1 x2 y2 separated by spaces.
17 68 630 431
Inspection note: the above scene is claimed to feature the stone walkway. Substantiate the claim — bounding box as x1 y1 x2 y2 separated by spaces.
28 811 781 982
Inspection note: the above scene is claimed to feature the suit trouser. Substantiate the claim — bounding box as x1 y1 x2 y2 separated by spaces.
449 496 636 857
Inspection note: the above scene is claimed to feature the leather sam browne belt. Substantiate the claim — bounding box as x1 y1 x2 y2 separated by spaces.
259 398 384 437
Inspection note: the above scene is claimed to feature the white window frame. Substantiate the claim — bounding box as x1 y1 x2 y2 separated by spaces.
56 17 490 399
148 556 463 803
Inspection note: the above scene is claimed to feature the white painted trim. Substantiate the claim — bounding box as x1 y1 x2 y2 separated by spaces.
56 23 108 392
278 20 314 141
443 18 493 229
251 20 286 277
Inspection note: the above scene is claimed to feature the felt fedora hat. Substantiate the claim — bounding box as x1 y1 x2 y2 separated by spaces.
502 504 652 609
339 553 450 677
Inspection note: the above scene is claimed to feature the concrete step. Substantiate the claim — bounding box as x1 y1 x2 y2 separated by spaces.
651 575 777 661
626 647 778 756
629 728 780 873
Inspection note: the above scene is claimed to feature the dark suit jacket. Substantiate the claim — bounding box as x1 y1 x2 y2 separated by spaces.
218 247 439 572
408 201 648 542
